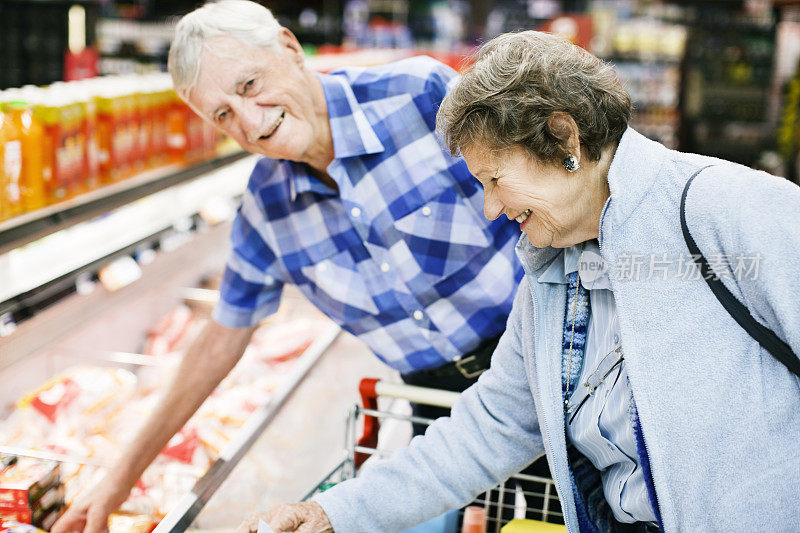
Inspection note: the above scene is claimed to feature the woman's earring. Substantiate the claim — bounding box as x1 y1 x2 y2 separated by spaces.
562 154 580 173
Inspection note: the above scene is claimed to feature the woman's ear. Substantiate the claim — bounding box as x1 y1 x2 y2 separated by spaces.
547 112 581 162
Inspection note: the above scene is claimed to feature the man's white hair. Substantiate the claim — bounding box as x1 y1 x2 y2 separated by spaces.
168 0 282 96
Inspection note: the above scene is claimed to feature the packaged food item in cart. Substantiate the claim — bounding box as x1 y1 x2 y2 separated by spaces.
0 455 64 529
500 518 566 532
460 506 486 533
30 483 64 526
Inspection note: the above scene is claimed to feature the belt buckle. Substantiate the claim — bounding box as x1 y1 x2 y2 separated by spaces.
454 355 486 379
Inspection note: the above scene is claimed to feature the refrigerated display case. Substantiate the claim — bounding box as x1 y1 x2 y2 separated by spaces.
0 150 396 530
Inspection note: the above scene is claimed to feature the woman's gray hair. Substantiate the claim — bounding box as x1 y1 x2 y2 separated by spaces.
437 31 632 163
168 0 282 95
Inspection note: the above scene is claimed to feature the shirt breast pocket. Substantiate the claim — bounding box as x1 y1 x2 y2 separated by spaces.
298 249 380 320
391 187 493 282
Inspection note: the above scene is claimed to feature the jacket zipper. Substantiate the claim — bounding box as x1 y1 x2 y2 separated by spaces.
530 279 578 532
596 194 665 529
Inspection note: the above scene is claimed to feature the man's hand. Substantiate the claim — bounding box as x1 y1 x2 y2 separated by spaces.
51 477 129 533
236 502 333 533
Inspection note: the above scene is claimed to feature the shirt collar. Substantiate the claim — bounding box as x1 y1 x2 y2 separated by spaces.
287 160 339 200
317 71 385 160
536 240 611 290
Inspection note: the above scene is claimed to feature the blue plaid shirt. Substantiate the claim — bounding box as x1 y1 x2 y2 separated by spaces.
213 56 523 373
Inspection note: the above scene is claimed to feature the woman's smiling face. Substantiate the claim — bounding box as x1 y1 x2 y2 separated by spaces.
461 143 596 249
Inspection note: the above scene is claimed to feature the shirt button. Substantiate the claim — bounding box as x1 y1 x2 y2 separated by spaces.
351 207 361 218
413 310 424 321
317 263 328 273
421 206 432 216
380 262 391 272
613 334 620 345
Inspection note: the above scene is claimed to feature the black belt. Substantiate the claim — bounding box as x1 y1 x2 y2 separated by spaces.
403 334 501 380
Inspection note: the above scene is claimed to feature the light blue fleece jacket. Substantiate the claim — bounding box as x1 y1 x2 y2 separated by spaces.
314 128 800 532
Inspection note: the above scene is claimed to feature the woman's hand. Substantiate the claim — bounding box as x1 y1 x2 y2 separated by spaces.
236 501 333 533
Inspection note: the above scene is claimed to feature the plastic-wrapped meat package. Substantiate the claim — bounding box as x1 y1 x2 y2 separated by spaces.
61 464 106 509
142 305 205 357
0 310 327 524
247 318 323 364
193 386 274 457
134 356 182 400
0 367 138 451
221 318 325 391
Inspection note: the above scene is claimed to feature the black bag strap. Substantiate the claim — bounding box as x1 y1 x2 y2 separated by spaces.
680 167 800 377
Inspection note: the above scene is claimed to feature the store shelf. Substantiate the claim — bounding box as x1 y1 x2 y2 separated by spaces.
0 153 259 311
0 150 249 256
0 218 233 374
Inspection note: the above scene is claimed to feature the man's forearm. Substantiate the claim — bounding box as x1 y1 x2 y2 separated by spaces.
107 321 256 491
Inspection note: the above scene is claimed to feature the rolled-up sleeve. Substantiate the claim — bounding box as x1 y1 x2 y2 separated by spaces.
314 277 544 532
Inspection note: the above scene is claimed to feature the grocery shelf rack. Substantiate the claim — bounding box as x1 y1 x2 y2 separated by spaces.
0 150 248 255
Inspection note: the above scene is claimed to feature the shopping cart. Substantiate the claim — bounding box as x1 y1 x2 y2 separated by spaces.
303 378 565 533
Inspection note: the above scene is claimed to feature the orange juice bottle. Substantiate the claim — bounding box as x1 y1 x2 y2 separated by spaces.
71 81 100 191
4 98 47 213
0 104 24 221
38 92 70 203
151 79 171 167
127 79 145 174
186 106 204 164
114 83 135 180
58 87 87 196
166 89 188 164
135 79 154 170
94 83 115 184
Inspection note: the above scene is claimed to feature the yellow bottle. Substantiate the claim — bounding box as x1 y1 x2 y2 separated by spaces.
0 106 24 221
5 100 47 213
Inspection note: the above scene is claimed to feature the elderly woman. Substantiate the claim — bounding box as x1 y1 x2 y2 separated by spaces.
244 31 800 533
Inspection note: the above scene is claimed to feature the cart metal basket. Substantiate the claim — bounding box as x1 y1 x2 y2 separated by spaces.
303 379 565 532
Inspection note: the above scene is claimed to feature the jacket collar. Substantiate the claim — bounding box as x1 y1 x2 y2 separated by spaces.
604 127 669 231
515 128 668 273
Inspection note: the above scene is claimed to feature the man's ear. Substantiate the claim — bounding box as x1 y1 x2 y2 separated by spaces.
278 28 305 66
547 112 581 162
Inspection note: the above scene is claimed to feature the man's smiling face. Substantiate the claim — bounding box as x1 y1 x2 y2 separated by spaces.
186 31 322 162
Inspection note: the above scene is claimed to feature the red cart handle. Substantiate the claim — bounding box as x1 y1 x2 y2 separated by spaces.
355 378 380 467
354 378 460 468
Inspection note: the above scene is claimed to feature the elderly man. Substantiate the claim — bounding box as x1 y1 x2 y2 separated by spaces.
52 1 524 531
